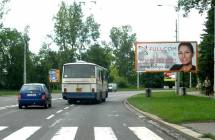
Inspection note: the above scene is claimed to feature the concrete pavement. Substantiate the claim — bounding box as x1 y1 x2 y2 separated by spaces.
125 90 215 140
183 91 215 137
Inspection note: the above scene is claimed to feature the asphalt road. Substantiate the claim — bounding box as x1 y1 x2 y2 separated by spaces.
0 91 190 140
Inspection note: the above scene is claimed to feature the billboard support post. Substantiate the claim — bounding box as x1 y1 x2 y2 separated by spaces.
182 71 186 95
137 72 140 89
190 72 192 88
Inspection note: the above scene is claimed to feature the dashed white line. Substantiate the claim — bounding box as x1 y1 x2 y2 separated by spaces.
64 107 69 109
0 107 7 110
0 126 7 131
56 110 63 114
50 119 63 128
46 114 55 120
0 104 18 110
52 98 62 101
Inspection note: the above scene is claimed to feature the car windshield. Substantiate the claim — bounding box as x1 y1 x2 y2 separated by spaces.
21 85 42 92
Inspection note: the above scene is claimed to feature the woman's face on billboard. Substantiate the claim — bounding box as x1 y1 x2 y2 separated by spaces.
178 45 193 65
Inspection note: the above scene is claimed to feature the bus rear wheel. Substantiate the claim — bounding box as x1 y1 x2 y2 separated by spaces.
68 99 75 104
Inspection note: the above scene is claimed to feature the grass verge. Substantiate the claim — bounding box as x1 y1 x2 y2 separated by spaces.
202 133 215 140
127 91 215 124
0 90 18 96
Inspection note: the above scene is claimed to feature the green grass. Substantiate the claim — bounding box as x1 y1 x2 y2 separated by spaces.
0 90 19 96
128 91 215 124
202 133 215 140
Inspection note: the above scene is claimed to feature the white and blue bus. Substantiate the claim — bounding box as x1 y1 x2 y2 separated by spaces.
62 61 108 104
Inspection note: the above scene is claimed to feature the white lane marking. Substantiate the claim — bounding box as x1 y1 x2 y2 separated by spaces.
49 119 63 128
9 105 18 108
94 127 117 140
0 104 18 110
0 97 61 110
52 98 62 101
46 114 55 120
0 126 7 131
56 110 63 114
3 126 41 140
0 107 7 110
64 107 69 109
129 127 163 140
51 127 78 140
70 105 74 107
108 114 119 117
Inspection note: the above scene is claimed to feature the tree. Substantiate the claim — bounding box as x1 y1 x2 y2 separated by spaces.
110 25 136 86
81 43 112 69
53 1 100 60
29 43 59 84
178 0 211 16
177 0 214 91
0 0 9 27
0 28 26 89
53 1 68 51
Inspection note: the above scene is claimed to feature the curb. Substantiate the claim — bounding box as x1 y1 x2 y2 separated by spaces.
124 99 212 140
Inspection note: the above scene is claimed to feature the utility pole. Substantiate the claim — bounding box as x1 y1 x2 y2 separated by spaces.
23 26 29 84
214 6 215 92
137 72 139 89
176 8 180 94
158 4 180 94
23 38 26 84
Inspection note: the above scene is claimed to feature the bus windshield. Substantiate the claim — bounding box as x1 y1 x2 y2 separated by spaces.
63 64 95 78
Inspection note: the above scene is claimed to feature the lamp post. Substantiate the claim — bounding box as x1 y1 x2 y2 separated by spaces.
23 37 26 84
214 6 215 92
23 26 29 84
157 4 180 94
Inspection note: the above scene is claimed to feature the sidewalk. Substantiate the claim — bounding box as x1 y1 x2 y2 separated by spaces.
183 91 215 136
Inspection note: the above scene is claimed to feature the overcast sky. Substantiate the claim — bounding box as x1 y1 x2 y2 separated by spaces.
3 0 207 54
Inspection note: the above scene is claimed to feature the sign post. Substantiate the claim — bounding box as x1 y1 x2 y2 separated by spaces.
48 69 60 92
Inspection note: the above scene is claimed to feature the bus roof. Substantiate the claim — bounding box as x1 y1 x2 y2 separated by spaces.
63 61 107 70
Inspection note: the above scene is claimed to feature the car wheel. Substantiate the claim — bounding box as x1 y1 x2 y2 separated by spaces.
18 104 22 109
102 98 106 102
48 102 52 108
68 99 74 104
44 102 48 109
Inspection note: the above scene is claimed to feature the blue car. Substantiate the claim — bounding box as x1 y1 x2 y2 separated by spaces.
18 83 52 109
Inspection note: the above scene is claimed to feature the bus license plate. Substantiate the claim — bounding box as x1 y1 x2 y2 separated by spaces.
76 88 82 92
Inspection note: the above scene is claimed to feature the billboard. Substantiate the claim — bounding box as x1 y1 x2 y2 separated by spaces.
135 41 198 72
49 69 60 83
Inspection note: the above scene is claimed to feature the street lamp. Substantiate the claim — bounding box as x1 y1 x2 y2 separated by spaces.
23 37 26 84
157 4 181 94
23 26 29 84
214 6 215 92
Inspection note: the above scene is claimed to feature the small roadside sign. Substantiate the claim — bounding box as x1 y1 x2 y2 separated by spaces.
49 69 60 83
